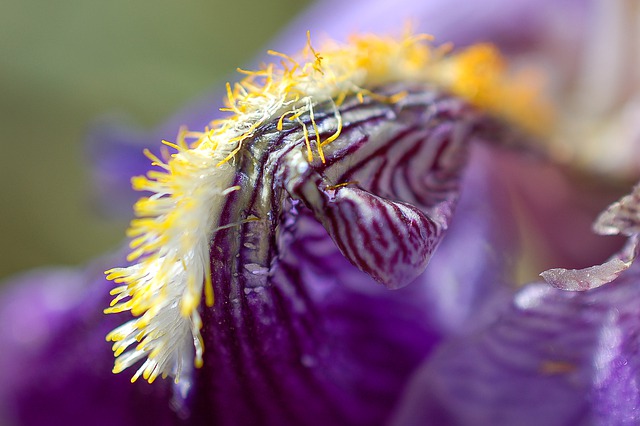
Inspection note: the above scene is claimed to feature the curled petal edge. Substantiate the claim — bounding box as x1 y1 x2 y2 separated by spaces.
541 183 640 291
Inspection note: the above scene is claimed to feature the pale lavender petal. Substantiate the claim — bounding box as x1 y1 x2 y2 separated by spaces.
541 236 640 291
275 0 587 52
391 266 640 426
541 257 632 291
594 183 640 236
542 183 640 291
495 151 627 272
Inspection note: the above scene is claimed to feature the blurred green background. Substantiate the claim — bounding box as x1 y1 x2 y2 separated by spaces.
0 0 310 280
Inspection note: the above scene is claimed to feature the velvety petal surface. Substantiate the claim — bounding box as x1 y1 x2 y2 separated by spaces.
176 87 519 425
0 259 177 426
7 1 605 425
1 92 518 425
391 264 640 426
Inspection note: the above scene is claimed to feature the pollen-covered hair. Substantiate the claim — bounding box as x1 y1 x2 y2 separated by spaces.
104 30 549 384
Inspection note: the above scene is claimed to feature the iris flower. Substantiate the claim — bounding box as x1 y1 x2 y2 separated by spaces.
2 1 640 425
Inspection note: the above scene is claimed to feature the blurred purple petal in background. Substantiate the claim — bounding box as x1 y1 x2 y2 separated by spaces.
4 0 640 425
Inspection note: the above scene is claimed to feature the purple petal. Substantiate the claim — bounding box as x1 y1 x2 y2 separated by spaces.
0 78 510 425
23 0 605 423
1 97 519 426
174 87 519 425
86 0 590 217
284 111 467 289
391 266 640 426
1 91 519 425
85 118 156 218
0 259 177 426
290 182 456 289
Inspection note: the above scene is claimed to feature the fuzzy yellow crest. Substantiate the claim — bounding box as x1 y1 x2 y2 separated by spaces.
104 30 550 383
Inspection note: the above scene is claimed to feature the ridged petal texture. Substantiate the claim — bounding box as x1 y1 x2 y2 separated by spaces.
85 0 585 219
0 87 517 425
180 88 518 425
391 266 640 426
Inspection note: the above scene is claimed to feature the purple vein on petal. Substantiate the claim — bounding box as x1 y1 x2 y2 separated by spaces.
284 126 466 289
185 86 522 425
100 32 552 423
391 273 640 426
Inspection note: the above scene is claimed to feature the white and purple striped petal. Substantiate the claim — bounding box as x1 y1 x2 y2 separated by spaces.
172 88 520 425
1 82 522 425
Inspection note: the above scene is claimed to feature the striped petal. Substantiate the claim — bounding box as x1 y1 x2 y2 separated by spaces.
391 269 640 426
0 93 519 425
85 0 588 218
283 105 467 289
179 85 520 425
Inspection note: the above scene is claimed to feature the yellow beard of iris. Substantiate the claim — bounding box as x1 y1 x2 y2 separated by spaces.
104 30 551 384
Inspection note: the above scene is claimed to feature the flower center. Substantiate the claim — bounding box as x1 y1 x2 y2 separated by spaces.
103 31 551 384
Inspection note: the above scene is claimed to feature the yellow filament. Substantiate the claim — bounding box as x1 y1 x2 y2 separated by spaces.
104 30 551 384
